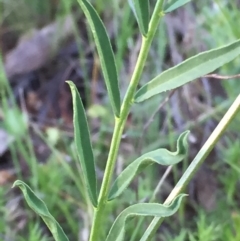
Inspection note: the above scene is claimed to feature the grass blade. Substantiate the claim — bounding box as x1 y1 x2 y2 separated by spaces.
128 0 150 36
108 131 189 201
164 0 192 13
106 194 186 241
77 0 121 117
13 180 69 241
67 81 98 207
134 39 240 103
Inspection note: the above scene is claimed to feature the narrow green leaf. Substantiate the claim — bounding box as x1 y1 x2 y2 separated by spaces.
134 39 240 103
128 0 150 36
77 0 121 117
164 0 192 13
108 131 189 201
13 180 69 241
106 194 186 241
67 81 98 207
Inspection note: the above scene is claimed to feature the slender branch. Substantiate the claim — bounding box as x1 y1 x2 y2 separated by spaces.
144 91 175 131
140 94 240 241
151 166 173 202
137 90 175 154
204 73 240 79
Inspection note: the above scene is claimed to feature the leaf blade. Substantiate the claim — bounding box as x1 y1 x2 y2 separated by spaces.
108 131 189 201
129 0 150 36
164 0 192 13
13 180 69 241
106 194 186 241
77 0 121 117
135 39 240 103
67 81 98 207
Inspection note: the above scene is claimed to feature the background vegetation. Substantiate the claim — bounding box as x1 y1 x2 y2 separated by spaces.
0 0 240 240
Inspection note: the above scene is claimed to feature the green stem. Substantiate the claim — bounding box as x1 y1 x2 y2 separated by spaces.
89 1 165 240
140 93 240 241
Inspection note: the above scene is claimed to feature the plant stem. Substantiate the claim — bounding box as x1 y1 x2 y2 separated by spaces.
89 1 165 240
140 93 240 241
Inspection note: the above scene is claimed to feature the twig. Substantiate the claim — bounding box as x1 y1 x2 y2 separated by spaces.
137 90 175 155
204 73 240 79
18 87 28 120
145 91 175 131
151 165 173 202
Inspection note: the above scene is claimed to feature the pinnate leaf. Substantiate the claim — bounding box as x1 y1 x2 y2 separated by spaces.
164 0 192 13
135 39 240 103
13 180 69 241
67 81 98 207
77 0 121 117
129 0 150 36
106 194 187 241
108 131 189 201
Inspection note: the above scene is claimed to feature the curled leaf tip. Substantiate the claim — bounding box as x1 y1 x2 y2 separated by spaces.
108 132 189 201
177 130 190 154
106 194 187 241
12 180 21 188
66 80 74 88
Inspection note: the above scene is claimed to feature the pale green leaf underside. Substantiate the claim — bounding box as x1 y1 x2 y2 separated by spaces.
77 0 121 117
164 0 192 13
135 39 240 103
67 81 98 207
129 0 149 36
13 180 69 241
108 131 189 201
106 194 186 241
